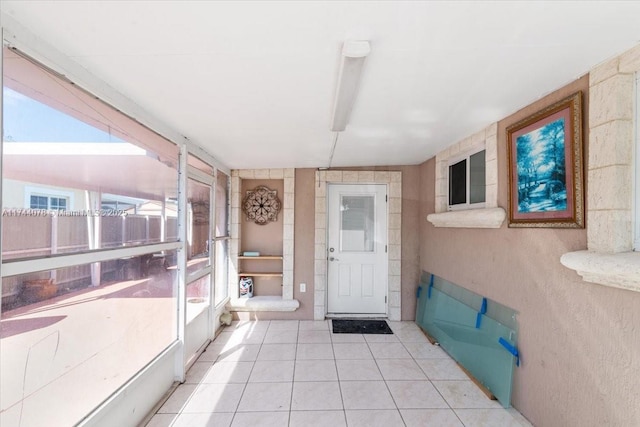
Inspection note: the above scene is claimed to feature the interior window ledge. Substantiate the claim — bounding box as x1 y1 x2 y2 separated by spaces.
560 250 640 292
426 207 506 229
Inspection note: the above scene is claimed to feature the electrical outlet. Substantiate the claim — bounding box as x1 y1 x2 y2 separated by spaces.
300 283 306 292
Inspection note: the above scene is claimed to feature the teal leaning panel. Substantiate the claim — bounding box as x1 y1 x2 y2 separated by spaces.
415 273 518 408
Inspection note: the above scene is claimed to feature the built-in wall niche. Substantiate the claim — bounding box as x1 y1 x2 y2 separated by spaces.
240 179 283 297
227 169 298 312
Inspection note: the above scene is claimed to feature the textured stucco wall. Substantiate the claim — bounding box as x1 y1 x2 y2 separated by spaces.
397 166 422 320
420 74 640 426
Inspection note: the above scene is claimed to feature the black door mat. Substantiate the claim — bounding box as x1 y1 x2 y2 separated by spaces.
332 319 393 334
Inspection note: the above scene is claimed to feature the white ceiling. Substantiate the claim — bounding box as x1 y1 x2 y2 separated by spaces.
3 1 640 170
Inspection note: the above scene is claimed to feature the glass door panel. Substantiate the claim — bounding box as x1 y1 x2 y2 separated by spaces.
340 195 375 252
214 170 230 305
186 170 213 322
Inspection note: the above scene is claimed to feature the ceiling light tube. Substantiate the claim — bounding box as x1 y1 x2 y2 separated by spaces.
330 40 370 132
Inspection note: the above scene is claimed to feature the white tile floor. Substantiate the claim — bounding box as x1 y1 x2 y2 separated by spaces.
146 320 532 427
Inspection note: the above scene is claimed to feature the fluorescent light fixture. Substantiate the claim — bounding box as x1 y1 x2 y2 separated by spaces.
330 40 370 132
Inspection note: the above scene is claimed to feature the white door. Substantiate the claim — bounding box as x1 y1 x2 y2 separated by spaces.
327 184 388 314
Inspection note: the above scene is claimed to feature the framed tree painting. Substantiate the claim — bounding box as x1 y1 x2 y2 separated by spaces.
506 91 584 228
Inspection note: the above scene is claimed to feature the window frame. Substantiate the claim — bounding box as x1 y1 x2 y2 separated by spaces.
0 23 230 426
49 196 67 211
24 185 74 211
634 71 640 251
428 124 504 228
447 146 487 211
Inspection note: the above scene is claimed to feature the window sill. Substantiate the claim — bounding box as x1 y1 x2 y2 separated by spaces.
560 250 640 293
426 207 506 229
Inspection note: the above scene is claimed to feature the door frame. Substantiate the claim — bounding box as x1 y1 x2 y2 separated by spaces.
313 171 402 321
184 161 216 367
326 183 388 315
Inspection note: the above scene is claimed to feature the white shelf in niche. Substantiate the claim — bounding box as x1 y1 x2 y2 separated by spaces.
238 255 284 277
427 207 506 229
239 272 283 277
238 255 283 260
227 296 300 312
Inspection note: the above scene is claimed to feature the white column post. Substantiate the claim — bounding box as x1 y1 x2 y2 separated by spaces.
174 142 188 382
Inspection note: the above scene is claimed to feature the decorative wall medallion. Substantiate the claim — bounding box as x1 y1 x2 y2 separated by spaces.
242 186 281 225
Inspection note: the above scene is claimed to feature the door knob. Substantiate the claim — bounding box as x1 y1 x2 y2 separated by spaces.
329 257 339 261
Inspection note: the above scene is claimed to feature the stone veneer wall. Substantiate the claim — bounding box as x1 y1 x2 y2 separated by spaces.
587 44 640 252
561 43 640 292
230 169 295 300
313 170 402 321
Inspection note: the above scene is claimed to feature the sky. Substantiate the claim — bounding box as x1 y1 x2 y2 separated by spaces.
2 87 124 143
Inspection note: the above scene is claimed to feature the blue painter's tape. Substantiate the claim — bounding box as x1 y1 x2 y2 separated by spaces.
428 274 434 299
416 286 422 298
475 297 488 329
499 337 520 367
